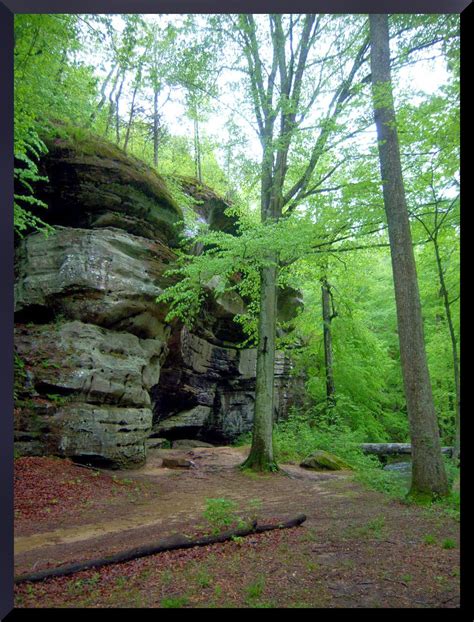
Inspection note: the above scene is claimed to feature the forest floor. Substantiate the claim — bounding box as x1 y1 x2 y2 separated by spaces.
14 446 460 609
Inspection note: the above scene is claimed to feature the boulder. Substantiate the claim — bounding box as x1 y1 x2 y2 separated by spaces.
300 450 353 471
15 400 152 468
54 404 152 468
13 130 305 466
14 321 163 468
161 457 196 469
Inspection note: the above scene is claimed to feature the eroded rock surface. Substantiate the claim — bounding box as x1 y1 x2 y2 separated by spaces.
37 130 183 245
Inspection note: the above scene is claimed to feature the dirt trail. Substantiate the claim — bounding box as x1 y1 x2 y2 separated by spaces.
14 446 347 573
14 446 460 608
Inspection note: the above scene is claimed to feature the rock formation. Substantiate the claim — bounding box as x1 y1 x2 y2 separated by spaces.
14 128 302 468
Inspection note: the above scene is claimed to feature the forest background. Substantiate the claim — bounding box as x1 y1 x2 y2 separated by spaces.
13 13 460 501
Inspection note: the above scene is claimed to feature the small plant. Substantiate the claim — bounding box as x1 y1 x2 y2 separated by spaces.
46 393 67 406
195 569 212 588
401 574 412 583
248 497 263 519
367 516 385 533
161 569 174 585
423 534 436 545
115 576 127 589
41 360 61 369
442 538 456 549
14 353 26 400
203 498 244 535
245 576 265 601
161 596 189 608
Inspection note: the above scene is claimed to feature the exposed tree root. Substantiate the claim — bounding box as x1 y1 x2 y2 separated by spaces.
15 514 307 585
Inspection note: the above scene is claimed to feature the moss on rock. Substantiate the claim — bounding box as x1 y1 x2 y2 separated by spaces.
300 450 353 471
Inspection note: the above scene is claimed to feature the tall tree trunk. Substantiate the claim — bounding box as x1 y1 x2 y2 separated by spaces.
369 13 448 498
123 80 139 153
105 69 120 137
114 73 125 145
194 117 202 183
241 253 279 471
432 236 460 460
91 64 116 126
321 277 336 411
241 150 281 472
153 88 160 169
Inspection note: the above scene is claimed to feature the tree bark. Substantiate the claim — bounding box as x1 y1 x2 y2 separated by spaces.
321 277 336 411
432 237 460 460
153 88 160 168
123 81 139 153
194 117 202 183
115 73 125 145
369 13 448 498
105 69 120 137
91 63 116 125
241 251 279 471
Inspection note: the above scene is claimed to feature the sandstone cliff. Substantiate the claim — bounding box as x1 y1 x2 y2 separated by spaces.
14 128 300 468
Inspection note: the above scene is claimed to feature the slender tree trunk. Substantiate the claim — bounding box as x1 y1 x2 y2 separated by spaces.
115 74 125 145
91 64 116 125
105 69 120 137
432 237 460 460
194 117 202 183
123 81 139 153
369 14 448 498
153 88 160 169
321 278 336 411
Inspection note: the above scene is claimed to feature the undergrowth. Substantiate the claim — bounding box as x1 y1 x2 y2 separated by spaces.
234 410 460 520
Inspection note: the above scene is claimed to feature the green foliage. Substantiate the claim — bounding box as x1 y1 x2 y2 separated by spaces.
347 515 386 540
202 498 247 535
160 596 189 608
245 576 265 601
442 538 456 550
14 353 26 400
270 409 380 469
14 14 100 234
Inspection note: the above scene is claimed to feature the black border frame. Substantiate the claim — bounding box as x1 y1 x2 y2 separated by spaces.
1 1 470 618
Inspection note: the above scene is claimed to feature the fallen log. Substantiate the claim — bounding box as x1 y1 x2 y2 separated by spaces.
360 443 453 457
14 514 306 585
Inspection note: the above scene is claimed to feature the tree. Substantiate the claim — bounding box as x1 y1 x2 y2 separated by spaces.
321 274 337 412
412 192 460 460
369 14 449 498
228 14 370 471
14 14 98 235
